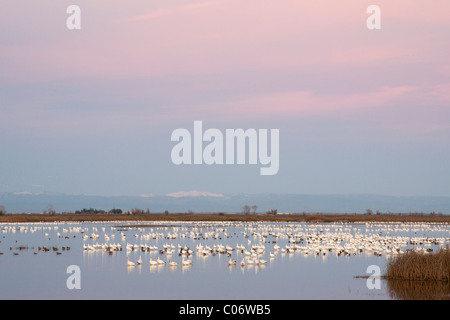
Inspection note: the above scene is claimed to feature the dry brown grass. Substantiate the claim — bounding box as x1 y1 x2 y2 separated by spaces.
0 213 449 224
386 247 450 282
385 247 450 299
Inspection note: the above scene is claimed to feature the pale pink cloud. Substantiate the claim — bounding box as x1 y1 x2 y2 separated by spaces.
2 0 449 83
427 83 450 102
438 65 450 76
381 0 450 25
1 0 449 138
3 81 448 138
208 86 418 119
116 1 219 22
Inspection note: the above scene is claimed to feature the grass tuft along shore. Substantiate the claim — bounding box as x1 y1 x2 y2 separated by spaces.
386 246 450 282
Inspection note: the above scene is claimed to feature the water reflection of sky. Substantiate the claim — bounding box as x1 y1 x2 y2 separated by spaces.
0 221 448 299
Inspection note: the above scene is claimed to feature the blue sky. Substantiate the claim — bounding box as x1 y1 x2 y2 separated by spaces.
1 0 450 197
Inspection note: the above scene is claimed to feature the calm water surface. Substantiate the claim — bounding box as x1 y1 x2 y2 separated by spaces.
0 221 449 299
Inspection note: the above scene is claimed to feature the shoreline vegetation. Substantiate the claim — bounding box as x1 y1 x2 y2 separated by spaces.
0 212 449 223
385 247 450 300
356 248 450 299
386 246 449 282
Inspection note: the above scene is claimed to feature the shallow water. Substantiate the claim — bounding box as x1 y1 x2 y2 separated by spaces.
0 221 448 299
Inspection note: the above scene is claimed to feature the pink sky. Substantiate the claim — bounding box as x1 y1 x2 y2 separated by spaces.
2 0 449 78
1 0 449 133
1 0 450 196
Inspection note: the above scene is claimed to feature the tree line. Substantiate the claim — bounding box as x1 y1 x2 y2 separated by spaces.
242 205 278 215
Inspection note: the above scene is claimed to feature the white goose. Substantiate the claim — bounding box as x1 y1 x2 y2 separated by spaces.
169 260 178 267
182 257 192 266
127 256 135 267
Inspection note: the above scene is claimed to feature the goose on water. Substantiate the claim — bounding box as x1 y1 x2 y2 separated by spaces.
149 258 158 266
127 257 135 267
169 260 178 267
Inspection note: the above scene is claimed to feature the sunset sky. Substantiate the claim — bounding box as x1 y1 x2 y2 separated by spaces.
1 0 449 197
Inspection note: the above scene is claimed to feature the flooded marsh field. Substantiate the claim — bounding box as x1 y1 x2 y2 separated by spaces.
1 221 449 299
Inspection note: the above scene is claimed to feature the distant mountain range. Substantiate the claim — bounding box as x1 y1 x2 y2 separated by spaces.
1 191 449 214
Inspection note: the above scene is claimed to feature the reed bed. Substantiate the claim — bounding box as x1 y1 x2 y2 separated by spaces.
386 246 450 282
